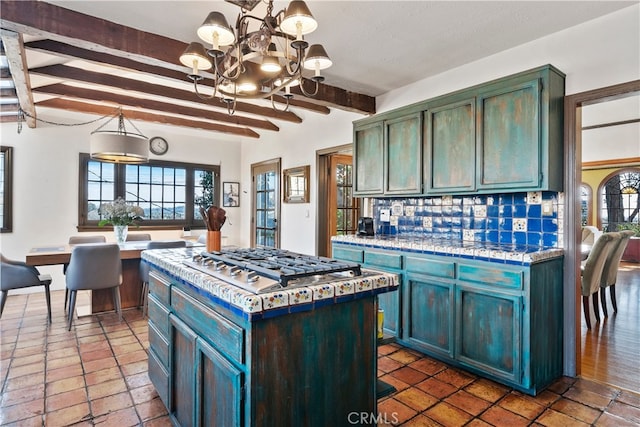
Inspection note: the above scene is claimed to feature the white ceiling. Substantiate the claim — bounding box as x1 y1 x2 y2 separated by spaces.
46 0 638 97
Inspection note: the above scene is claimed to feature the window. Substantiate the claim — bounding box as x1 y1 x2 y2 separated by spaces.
79 153 219 229
0 146 13 233
599 169 640 232
580 183 592 226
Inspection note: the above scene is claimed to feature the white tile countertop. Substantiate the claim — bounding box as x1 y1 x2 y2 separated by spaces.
332 235 564 265
141 248 399 320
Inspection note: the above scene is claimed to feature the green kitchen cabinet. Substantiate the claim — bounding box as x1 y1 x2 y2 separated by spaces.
353 121 384 195
364 250 404 338
424 98 476 193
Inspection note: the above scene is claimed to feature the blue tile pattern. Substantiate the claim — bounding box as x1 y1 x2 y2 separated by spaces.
372 191 562 249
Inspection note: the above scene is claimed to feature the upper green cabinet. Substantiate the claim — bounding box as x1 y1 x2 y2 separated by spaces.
353 65 565 197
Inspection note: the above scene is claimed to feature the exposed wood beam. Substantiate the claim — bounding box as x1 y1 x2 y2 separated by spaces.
25 39 331 116
34 83 280 132
0 30 35 127
1 0 375 114
36 98 260 139
30 64 303 123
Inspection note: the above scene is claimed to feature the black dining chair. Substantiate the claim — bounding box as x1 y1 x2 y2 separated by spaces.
1 254 53 323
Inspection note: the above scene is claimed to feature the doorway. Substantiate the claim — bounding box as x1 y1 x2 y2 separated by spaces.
251 158 281 248
565 80 640 391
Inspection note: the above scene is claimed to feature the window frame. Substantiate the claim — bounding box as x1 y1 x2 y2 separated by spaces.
597 167 640 231
78 153 220 231
1 146 13 233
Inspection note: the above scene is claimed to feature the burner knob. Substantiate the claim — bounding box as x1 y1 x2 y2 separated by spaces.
203 258 213 266
192 254 203 262
246 271 259 283
214 261 225 271
229 266 240 276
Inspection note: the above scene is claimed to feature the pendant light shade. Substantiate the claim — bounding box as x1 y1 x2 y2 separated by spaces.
90 109 149 164
197 12 235 49
303 44 332 70
280 1 318 37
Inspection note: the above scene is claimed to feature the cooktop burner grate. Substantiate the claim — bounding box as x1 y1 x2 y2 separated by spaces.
200 247 362 287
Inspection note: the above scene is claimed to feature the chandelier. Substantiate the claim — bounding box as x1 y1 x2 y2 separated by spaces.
179 0 332 113
90 108 149 164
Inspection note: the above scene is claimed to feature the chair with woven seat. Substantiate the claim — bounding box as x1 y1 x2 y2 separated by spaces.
1 254 53 323
64 235 106 311
139 240 187 316
581 232 617 330
600 230 635 317
65 244 122 330
126 233 152 241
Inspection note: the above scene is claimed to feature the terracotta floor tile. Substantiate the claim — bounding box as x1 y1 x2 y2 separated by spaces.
480 405 530 427
408 357 448 376
425 402 473 427
434 368 475 389
77 334 105 345
8 361 45 379
379 343 401 356
47 347 80 361
572 378 620 399
90 391 134 416
125 371 152 389
379 355 405 373
121 360 148 376
1 414 43 427
444 390 492 416
46 364 84 383
15 337 45 349
142 414 173 426
466 419 494 427
46 354 82 370
531 389 561 406
464 378 510 403
83 355 118 373
395 387 439 412
398 413 443 427
45 387 88 412
594 411 640 427
379 373 411 394
0 398 44 425
112 342 144 355
130 384 159 405
46 375 86 396
389 349 422 364
109 335 139 347
9 353 44 368
116 349 148 365
605 400 640 424
79 339 112 354
416 377 458 399
81 348 115 363
562 386 613 411
390 366 429 386
44 402 91 427
550 397 601 424
617 391 640 409
12 345 45 358
535 408 591 427
92 406 141 427
378 397 419 425
498 391 546 420
136 396 169 421
546 376 577 395
5 371 44 392
0 383 44 407
88 378 128 401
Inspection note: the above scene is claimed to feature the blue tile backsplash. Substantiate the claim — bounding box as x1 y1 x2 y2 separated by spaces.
372 191 563 249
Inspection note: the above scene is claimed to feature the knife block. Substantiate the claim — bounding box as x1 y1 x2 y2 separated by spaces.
206 231 221 252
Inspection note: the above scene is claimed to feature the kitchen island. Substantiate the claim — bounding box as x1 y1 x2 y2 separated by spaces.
332 235 564 396
142 248 398 427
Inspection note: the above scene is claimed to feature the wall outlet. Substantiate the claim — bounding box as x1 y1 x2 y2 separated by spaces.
542 200 554 216
380 208 391 222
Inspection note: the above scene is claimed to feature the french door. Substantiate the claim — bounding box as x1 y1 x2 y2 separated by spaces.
327 154 360 254
251 158 281 248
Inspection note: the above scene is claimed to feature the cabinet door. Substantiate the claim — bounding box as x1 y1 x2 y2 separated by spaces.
196 339 243 427
354 121 384 195
385 112 422 194
477 79 541 189
425 99 476 193
455 283 522 384
170 314 197 427
377 274 402 338
405 273 454 359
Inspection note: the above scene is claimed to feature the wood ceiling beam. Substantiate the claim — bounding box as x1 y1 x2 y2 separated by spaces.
25 39 331 116
30 64 303 123
0 30 35 127
1 0 375 114
36 98 260 139
33 83 280 132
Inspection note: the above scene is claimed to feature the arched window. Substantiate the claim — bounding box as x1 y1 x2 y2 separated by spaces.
580 183 592 226
599 168 640 232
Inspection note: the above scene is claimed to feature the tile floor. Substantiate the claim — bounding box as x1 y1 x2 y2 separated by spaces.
1 290 639 426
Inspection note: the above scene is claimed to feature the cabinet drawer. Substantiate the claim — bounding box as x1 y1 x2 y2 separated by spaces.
148 294 170 337
148 349 169 408
149 271 171 305
364 251 402 270
406 256 455 279
458 264 523 290
171 287 244 365
148 322 169 368
333 246 364 263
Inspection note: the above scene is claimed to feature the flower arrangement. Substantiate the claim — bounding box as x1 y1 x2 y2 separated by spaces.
98 197 144 227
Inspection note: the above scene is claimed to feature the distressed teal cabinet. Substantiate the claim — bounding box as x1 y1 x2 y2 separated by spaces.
354 110 423 196
332 243 564 395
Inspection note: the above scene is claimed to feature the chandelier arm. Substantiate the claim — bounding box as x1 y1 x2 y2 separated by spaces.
225 98 237 116
193 79 218 100
271 95 290 113
216 75 299 100
298 78 320 97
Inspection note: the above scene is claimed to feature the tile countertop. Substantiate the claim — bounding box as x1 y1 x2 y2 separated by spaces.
141 248 399 320
332 235 564 265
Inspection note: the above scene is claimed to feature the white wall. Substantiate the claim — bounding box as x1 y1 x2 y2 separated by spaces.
0 110 242 290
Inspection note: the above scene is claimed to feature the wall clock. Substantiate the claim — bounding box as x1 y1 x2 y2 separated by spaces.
150 136 169 155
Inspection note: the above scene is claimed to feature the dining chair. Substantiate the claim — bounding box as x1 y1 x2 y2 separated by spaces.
125 233 152 241
139 240 187 316
581 233 616 330
65 244 122 330
600 230 635 317
64 235 107 311
1 254 53 323
581 226 602 246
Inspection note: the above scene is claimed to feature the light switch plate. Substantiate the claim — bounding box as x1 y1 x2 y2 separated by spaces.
380 208 391 222
542 200 554 216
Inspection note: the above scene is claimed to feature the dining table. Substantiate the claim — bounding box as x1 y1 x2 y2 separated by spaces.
26 240 203 314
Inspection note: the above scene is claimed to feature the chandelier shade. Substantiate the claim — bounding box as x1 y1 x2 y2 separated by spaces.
179 0 333 114
90 109 149 164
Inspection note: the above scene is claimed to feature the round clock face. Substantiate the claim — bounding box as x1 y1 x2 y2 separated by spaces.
150 137 168 155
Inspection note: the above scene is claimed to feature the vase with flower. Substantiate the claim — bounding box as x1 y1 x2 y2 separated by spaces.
98 197 144 244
